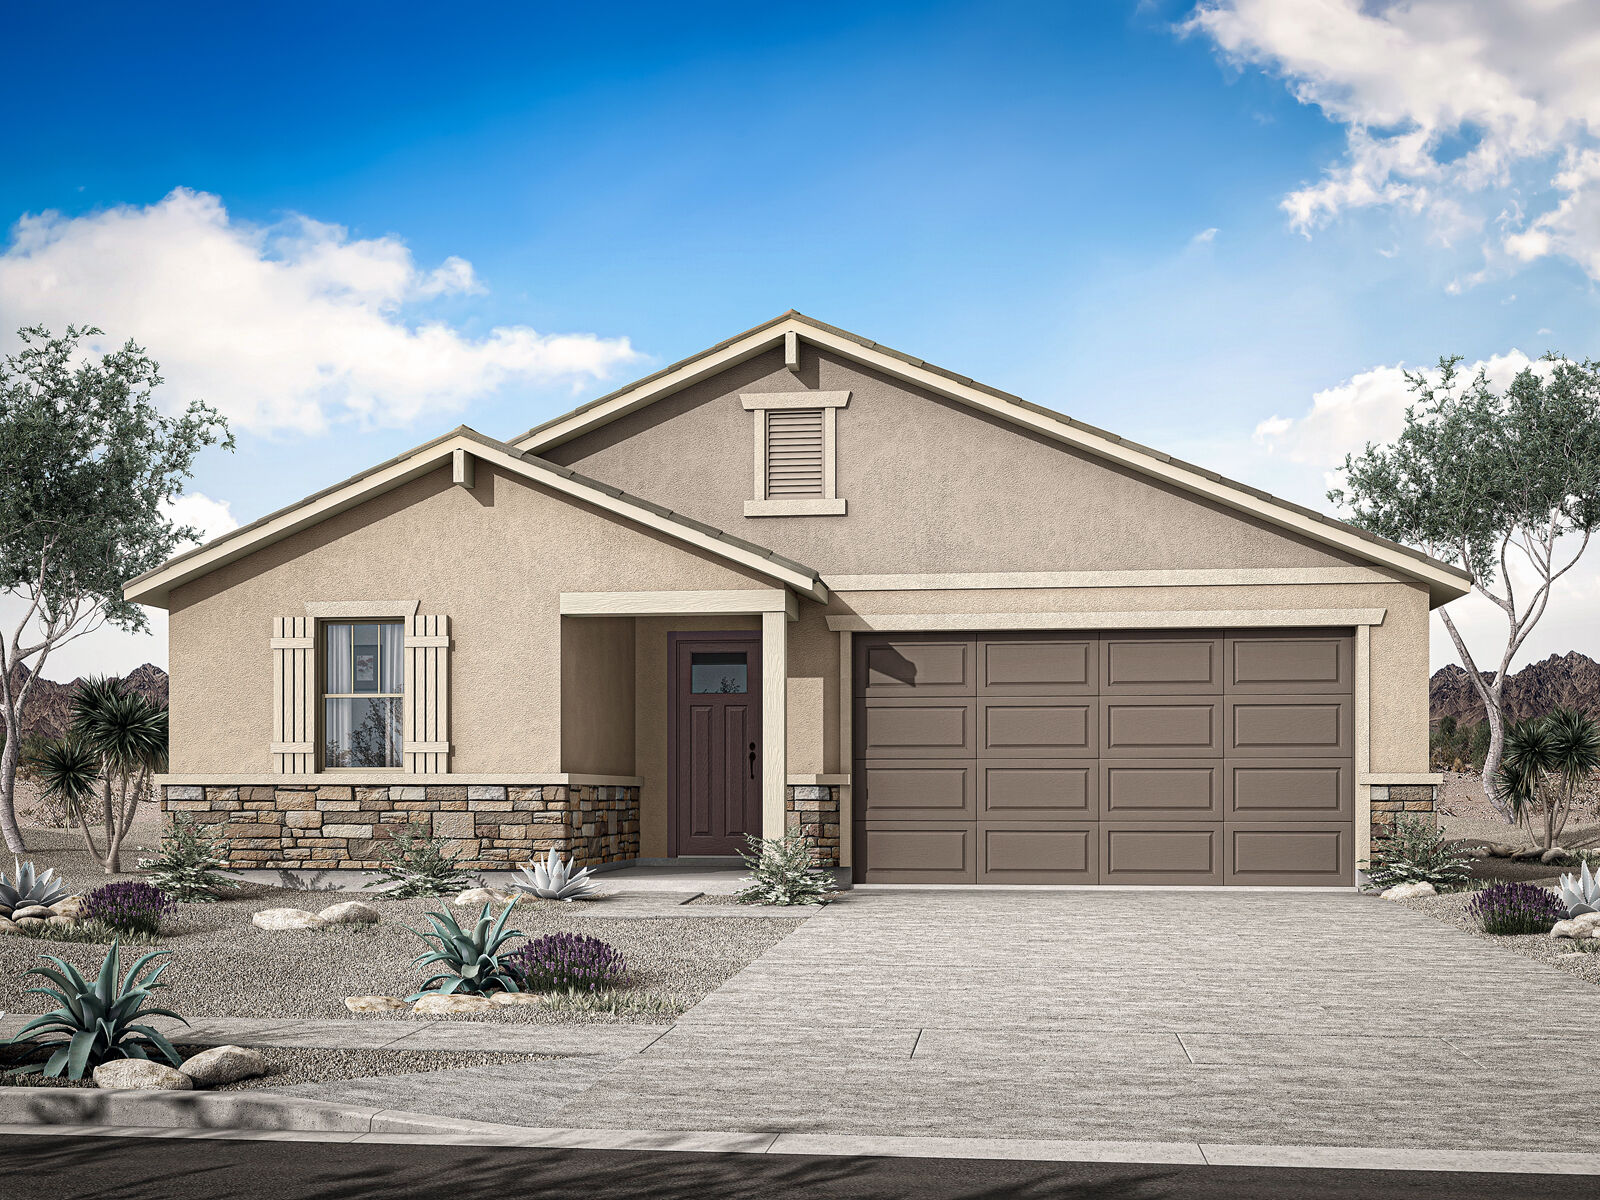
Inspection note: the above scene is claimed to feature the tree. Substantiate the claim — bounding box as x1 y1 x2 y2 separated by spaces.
1495 708 1600 851
0 326 231 854
32 677 169 873
1331 354 1600 821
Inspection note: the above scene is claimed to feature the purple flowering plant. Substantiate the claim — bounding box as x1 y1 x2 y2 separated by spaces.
507 932 627 993
83 881 175 937
1466 881 1566 935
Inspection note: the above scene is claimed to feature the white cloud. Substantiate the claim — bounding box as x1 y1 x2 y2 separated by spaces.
163 492 239 547
1191 226 1220 244
1183 0 1600 281
0 189 641 436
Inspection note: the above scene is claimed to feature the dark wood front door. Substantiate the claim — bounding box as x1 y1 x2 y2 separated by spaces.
670 633 763 856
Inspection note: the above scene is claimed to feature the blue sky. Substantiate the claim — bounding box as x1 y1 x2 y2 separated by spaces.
4 0 1599 678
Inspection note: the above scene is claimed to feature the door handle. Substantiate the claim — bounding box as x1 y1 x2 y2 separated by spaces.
749 742 757 779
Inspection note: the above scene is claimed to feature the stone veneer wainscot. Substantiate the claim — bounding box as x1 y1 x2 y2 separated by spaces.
162 783 640 871
785 784 840 867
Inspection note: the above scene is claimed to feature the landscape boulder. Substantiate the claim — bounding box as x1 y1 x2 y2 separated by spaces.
1551 913 1600 939
1379 881 1437 901
317 901 382 925
180 1044 268 1087
0 917 19 935
412 992 496 1014
453 888 516 908
93 1060 194 1091
1541 847 1573 865
345 995 406 1013
490 992 545 1007
1481 843 1517 858
10 905 55 921
251 908 327 931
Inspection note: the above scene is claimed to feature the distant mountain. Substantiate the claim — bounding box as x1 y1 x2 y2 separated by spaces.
4 663 169 743
1430 651 1600 726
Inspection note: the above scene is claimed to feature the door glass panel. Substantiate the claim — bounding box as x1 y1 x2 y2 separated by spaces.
691 652 748 694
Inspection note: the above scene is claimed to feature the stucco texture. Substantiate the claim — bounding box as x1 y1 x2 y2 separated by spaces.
166 463 771 776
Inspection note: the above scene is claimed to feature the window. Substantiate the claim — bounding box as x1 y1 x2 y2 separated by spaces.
741 390 850 516
690 651 749 694
322 621 403 768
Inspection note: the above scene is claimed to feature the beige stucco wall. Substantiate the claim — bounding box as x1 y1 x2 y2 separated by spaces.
166 462 772 776
560 616 635 775
546 345 1369 576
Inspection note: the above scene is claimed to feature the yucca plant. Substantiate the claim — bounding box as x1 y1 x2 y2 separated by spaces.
1496 708 1600 852
1558 859 1600 917
0 858 70 910
32 677 168 874
6 942 186 1079
509 849 599 901
406 902 524 998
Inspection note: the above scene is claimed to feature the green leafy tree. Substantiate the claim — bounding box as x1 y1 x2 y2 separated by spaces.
1331 355 1600 820
0 326 230 854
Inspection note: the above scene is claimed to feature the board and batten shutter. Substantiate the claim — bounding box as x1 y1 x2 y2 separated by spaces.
764 408 825 497
405 614 451 773
270 616 314 773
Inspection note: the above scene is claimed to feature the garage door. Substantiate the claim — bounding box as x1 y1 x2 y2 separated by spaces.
851 630 1354 887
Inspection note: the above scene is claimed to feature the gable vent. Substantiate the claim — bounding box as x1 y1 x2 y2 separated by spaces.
764 408 825 497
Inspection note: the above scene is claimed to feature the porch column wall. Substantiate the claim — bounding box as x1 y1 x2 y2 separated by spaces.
762 608 788 839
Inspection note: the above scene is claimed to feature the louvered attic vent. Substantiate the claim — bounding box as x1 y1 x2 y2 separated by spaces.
741 388 850 516
765 408 824 496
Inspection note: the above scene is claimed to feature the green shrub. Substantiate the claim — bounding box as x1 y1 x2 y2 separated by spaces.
140 814 239 902
1363 815 1473 891
734 830 837 906
364 823 474 899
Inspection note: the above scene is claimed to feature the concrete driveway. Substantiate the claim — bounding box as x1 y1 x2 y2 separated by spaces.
538 889 1595 1151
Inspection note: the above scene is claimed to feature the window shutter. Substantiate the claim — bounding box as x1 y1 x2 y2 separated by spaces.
765 408 824 497
270 617 314 773
405 614 451 773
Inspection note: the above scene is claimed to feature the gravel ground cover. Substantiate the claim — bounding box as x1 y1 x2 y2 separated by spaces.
1387 889 1600 987
2 1045 549 1090
0 890 803 1022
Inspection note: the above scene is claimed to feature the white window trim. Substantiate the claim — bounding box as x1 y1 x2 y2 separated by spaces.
741 391 849 517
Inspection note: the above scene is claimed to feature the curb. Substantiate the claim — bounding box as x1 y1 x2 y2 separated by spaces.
2 1091 1599 1175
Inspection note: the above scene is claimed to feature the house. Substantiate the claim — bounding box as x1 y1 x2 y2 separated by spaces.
126 313 1468 887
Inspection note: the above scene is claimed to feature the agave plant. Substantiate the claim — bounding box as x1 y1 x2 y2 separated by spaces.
6 942 186 1079
510 849 600 901
0 859 70 910
406 903 524 998
1558 859 1600 917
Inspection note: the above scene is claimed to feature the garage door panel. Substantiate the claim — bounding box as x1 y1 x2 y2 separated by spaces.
1224 822 1352 885
1101 760 1221 820
1101 697 1221 757
1102 633 1222 694
1101 822 1223 885
855 760 977 822
979 760 1097 820
1225 758 1351 821
856 697 976 758
979 698 1097 758
855 822 976 884
979 635 1097 695
1226 695 1352 757
857 636 975 696
1226 633 1352 694
979 822 1098 884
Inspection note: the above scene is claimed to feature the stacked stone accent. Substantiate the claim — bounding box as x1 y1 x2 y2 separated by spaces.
1369 783 1437 842
162 783 640 871
784 784 840 867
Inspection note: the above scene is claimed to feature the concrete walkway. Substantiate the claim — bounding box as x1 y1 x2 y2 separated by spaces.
276 889 1599 1151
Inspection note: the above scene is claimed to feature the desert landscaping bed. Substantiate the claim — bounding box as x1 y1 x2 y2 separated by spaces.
1385 889 1600 987
2 1045 550 1091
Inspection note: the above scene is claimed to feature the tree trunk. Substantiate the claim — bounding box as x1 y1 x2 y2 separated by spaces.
0 723 25 854
1480 686 1512 823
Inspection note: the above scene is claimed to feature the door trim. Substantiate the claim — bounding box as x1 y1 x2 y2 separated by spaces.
667 631 762 859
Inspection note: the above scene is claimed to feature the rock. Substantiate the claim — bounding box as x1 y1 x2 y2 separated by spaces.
250 908 327 931
179 1045 267 1087
51 896 85 916
1380 881 1437 900
489 992 545 1006
10 905 55 920
411 992 495 1014
344 995 406 1013
12 916 46 931
93 1059 194 1091
45 914 76 927
0 917 20 935
1483 843 1517 858
317 901 381 925
1542 847 1573 864
1512 847 1547 861
1551 913 1600 939
453 888 516 908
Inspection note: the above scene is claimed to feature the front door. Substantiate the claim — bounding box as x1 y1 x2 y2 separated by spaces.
670 633 763 856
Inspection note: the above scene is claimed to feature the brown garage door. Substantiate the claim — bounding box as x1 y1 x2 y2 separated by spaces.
852 630 1354 887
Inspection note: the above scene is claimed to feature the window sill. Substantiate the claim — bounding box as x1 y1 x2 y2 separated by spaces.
744 497 847 517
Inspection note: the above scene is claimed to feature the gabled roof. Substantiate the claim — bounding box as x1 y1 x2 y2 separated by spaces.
123 426 828 607
513 311 1473 607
